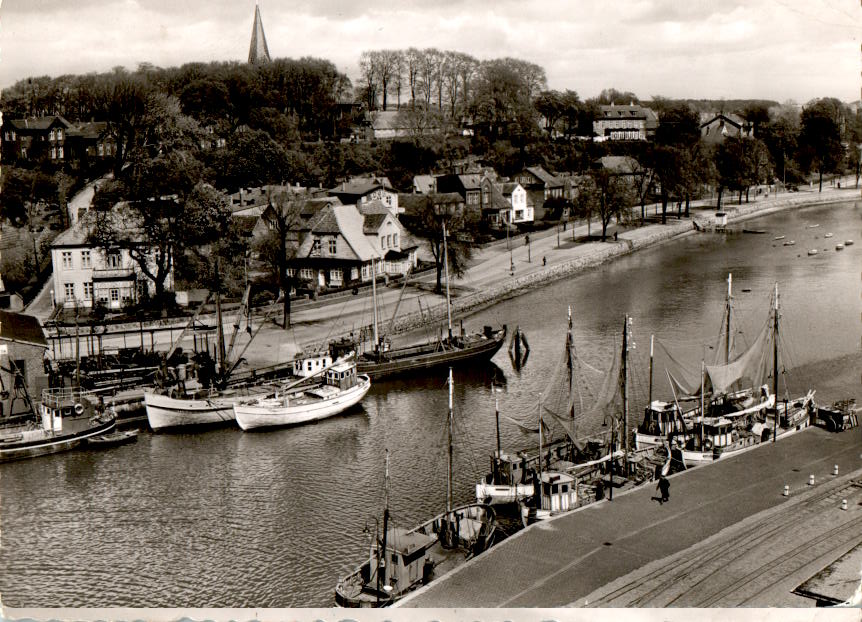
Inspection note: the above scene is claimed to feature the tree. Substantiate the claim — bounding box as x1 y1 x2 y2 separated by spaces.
402 194 478 294
798 99 843 191
255 187 312 329
571 177 598 238
590 169 634 240
653 104 701 223
0 167 58 277
596 88 640 105
210 129 290 191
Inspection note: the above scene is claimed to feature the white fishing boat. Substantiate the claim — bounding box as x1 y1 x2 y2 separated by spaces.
335 371 496 608
783 240 796 246
1 388 116 462
233 358 370 430
836 244 844 251
824 232 833 238
773 235 786 241
808 249 818 256
845 239 854 246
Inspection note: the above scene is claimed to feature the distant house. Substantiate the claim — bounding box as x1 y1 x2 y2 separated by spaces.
288 202 416 291
0 310 50 417
50 209 174 310
2 116 71 163
513 166 566 221
700 113 753 143
412 174 437 194
592 155 642 176
435 173 485 211
478 178 532 227
65 121 116 161
593 104 659 141
328 177 400 214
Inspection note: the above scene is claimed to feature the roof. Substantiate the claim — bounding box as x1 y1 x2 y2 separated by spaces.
598 105 659 129
524 166 564 188
5 116 72 132
357 200 394 216
387 527 436 555
594 156 641 173
52 210 99 247
369 110 407 131
329 180 394 198
66 121 109 140
332 205 379 261
481 180 513 212
0 310 47 348
362 213 387 232
413 175 436 194
699 112 746 128
248 4 271 64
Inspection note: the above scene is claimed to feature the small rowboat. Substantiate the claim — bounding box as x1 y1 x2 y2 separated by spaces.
773 235 785 241
836 244 844 251
807 249 818 256
88 430 138 447
845 240 854 246
824 233 833 238
807 224 820 229
743 229 768 234
783 240 796 246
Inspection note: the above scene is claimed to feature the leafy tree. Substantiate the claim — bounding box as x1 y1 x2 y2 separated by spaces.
798 99 843 191
402 194 478 293
589 169 634 240
596 88 640 105
653 104 701 223
210 129 290 191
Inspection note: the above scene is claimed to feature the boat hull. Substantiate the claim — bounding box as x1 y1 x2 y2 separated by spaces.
234 376 371 430
0 417 116 462
144 390 252 431
357 329 506 380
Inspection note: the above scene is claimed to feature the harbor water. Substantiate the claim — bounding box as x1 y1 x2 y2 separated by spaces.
2 199 860 607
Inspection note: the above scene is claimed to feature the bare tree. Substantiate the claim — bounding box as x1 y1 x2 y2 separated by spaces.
358 51 378 110
404 48 423 107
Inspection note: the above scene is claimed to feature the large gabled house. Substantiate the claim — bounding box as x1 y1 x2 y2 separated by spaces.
0 310 50 417
287 202 416 292
513 166 567 221
593 103 659 141
478 178 531 227
65 121 117 161
435 173 484 211
2 115 71 163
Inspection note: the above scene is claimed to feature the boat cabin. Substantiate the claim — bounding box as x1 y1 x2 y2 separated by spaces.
686 416 736 450
372 527 436 596
538 471 577 513
488 451 529 485
326 361 357 390
639 400 687 439
292 353 332 378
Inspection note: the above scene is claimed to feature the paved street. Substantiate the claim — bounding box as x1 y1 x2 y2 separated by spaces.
398 424 862 607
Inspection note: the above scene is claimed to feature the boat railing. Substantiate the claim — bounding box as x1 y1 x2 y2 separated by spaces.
41 386 95 410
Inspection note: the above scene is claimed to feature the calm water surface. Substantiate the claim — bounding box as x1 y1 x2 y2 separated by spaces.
2 200 861 607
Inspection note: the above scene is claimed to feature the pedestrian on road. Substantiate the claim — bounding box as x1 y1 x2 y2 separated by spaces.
542 256 546 266
657 475 670 504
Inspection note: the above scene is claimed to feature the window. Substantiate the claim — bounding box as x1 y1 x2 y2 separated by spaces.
98 143 105 156
106 252 121 269
381 236 387 249
61 251 73 269
330 268 343 282
299 268 314 279
64 283 75 301
311 238 321 255
50 129 56 141
392 233 398 247
50 147 57 160
386 234 392 248
83 282 93 300
287 268 297 277
80 250 91 269
57 128 63 140
110 289 119 303
328 238 337 254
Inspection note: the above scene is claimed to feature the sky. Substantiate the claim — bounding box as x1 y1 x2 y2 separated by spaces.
0 0 860 103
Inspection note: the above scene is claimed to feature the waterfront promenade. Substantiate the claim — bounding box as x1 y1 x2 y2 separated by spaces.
398 424 862 607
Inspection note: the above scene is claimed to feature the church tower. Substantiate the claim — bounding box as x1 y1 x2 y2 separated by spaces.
248 3 271 64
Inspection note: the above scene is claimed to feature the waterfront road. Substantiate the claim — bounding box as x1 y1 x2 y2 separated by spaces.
397 424 862 607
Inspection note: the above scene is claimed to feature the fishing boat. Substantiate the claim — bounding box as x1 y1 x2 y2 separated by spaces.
824 233 834 238
87 429 138 447
773 235 786 241
336 223 506 380
845 240 854 246
807 224 820 229
636 276 816 465
233 357 370 430
836 244 844 251
335 370 497 608
0 387 116 462
783 240 796 246
808 249 818 256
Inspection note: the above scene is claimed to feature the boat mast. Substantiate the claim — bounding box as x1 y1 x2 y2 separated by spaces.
442 222 453 342
773 283 779 443
648 334 654 409
494 386 502 483
725 273 733 365
371 258 379 355
380 448 390 596
447 367 454 513
622 315 630 470
537 401 543 509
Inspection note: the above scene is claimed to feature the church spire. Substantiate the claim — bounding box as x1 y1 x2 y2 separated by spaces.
248 3 271 64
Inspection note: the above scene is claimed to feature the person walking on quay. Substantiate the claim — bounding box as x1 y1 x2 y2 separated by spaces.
657 475 670 504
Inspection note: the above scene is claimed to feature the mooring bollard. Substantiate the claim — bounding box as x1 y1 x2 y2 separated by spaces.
833 464 839 476
783 485 790 497
841 499 848 511
809 474 815 486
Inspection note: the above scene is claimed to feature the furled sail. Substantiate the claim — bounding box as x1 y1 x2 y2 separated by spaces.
705 321 770 395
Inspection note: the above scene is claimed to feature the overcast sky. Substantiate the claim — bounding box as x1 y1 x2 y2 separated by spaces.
1 0 859 103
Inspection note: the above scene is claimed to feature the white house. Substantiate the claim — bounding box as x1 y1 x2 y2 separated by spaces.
50 212 173 310
501 182 532 224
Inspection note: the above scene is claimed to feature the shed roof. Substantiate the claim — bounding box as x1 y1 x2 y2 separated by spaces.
0 311 47 348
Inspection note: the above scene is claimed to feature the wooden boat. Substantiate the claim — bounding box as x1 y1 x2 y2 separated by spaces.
335 371 497 608
636 277 817 465
773 235 786 241
824 232 833 238
808 249 818 256
783 240 796 246
88 429 138 447
0 388 116 462
743 229 767 234
339 223 506 380
807 224 820 228
233 358 370 430
836 244 844 251
845 240 854 246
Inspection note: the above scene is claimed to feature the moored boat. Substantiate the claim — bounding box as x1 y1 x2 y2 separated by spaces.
233 358 370 430
836 244 844 251
808 249 818 256
1 388 116 462
845 239 854 246
88 429 138 447
335 371 497 608
783 240 796 246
